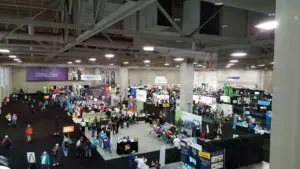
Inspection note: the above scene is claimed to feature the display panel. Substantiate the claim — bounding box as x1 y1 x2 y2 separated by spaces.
258 100 271 106
26 67 68 81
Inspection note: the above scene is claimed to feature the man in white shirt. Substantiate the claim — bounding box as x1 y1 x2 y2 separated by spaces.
173 137 181 149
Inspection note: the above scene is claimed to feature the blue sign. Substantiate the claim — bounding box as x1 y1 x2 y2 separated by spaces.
258 100 271 106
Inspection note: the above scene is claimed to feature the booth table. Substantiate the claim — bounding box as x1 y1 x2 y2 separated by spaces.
116 141 138 155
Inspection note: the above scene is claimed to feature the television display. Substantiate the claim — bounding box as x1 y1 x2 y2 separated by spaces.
189 156 197 166
258 100 271 106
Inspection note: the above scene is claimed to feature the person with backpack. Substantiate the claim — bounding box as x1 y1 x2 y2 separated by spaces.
62 135 72 157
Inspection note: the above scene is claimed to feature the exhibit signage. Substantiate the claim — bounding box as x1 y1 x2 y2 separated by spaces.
26 67 68 81
81 74 102 80
27 152 36 163
199 151 211 159
136 89 147 102
63 125 75 133
154 76 168 84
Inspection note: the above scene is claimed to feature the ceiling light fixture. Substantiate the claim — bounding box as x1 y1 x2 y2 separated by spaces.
214 2 223 5
89 58 96 61
13 58 20 61
197 64 202 67
258 64 265 67
105 53 115 58
174 57 184 62
17 60 22 63
231 52 247 57
176 65 180 68
123 61 129 65
143 46 155 51
143 60 150 63
164 63 170 66
255 20 278 30
67 61 73 64
0 49 10 53
146 64 150 67
109 63 114 66
251 65 256 69
203 66 206 68
75 60 81 63
193 62 197 65
9 55 17 58
229 60 239 63
270 61 275 64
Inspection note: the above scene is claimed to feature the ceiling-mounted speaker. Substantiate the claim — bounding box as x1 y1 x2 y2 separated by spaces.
192 41 197 50
28 25 35 36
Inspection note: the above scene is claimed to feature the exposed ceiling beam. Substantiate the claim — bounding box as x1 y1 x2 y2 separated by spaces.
0 16 92 30
46 0 157 60
202 0 275 14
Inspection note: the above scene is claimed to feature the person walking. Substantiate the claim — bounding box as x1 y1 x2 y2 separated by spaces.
76 137 84 157
11 113 17 128
1 135 12 157
25 125 33 143
52 143 61 166
62 135 72 157
40 151 50 169
5 113 11 126
1 135 12 149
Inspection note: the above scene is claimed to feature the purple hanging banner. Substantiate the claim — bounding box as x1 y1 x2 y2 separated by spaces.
26 67 68 81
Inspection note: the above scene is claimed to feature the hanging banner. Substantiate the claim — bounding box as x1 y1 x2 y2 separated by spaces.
26 67 68 81
154 76 168 84
81 74 102 81
136 90 147 102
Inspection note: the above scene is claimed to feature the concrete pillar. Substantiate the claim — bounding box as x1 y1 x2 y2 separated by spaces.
180 60 194 112
183 0 201 35
94 68 101 86
119 67 128 101
270 0 300 168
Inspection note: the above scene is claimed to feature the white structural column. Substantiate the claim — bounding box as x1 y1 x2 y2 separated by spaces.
270 0 300 168
94 68 101 86
0 66 12 106
119 67 128 101
180 61 194 112
183 0 201 35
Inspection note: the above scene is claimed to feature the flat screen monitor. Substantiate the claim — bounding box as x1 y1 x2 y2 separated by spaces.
260 106 267 110
189 156 197 166
258 100 271 106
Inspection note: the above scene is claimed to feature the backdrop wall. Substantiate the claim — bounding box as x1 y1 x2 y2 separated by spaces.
11 67 273 93
11 67 120 93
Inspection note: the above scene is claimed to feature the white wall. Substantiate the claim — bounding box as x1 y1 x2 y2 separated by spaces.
11 67 273 93
128 68 273 91
194 69 273 91
128 69 180 85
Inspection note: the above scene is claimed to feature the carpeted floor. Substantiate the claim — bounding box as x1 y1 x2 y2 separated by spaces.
84 122 173 160
0 100 180 169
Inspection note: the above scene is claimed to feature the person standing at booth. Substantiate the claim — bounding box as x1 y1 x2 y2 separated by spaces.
25 124 33 143
11 113 17 128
